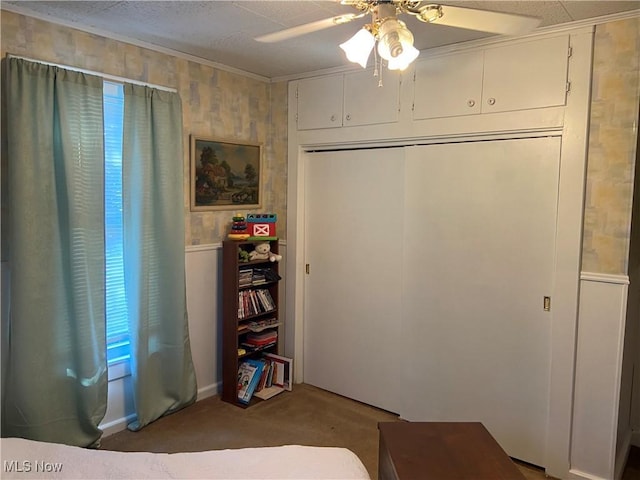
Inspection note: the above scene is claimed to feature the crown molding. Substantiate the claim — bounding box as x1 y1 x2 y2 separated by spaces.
1 3 271 83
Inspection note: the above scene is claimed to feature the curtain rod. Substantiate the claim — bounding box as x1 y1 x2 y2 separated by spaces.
7 54 177 93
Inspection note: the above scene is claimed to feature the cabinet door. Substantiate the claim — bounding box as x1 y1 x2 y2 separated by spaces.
482 36 569 113
343 69 400 127
297 75 343 130
413 50 483 120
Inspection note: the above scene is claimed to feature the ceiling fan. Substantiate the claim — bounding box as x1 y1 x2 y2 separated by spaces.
255 1 541 71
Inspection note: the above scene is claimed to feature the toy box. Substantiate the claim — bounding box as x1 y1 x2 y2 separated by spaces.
247 213 277 240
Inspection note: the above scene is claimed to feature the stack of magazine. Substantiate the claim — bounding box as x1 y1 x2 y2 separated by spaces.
239 268 281 287
242 330 277 351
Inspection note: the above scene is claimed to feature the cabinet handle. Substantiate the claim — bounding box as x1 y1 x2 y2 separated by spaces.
487 98 496 106
467 100 475 107
345 114 351 121
330 114 336 122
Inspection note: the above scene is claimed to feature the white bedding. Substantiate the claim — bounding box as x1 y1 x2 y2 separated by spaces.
1 438 371 480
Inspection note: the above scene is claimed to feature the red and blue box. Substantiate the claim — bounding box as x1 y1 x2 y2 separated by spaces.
247 213 277 240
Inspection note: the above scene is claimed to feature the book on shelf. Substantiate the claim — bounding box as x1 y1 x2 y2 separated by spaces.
247 317 279 332
266 359 275 387
263 353 293 391
240 341 277 353
251 352 292 401
254 356 284 400
256 289 275 311
238 289 276 319
255 358 271 392
238 267 281 287
237 358 264 404
237 317 278 336
248 290 260 315
253 384 284 400
240 329 277 353
247 330 277 344
255 267 282 283
239 269 253 283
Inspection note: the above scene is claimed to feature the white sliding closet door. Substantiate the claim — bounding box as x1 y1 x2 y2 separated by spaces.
401 137 561 467
304 148 404 414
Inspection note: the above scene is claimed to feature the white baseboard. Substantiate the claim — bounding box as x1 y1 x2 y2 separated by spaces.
572 279 629 479
569 469 609 480
197 382 220 401
101 414 137 438
571 436 637 480
100 382 220 438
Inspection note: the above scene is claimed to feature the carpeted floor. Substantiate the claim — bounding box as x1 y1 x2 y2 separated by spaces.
99 383 626 480
101 383 398 478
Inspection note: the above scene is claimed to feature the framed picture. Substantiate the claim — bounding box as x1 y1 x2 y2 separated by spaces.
190 136 262 211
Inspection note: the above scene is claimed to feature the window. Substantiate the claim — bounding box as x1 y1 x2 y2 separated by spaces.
103 81 128 364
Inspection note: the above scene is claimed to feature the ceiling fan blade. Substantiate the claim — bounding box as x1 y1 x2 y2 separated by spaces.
435 5 541 35
255 13 361 43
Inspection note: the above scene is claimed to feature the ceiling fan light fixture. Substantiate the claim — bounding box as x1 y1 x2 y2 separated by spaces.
376 18 419 69
340 27 376 68
386 43 419 70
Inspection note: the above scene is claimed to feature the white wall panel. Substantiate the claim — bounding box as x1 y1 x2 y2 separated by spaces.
185 246 220 400
571 275 629 480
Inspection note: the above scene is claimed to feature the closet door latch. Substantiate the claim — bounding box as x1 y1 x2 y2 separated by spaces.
543 296 551 311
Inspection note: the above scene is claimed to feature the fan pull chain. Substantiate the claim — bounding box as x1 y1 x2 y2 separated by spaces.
373 47 379 77
373 47 383 87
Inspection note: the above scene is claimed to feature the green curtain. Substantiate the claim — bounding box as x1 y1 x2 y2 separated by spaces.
122 84 197 431
3 58 107 446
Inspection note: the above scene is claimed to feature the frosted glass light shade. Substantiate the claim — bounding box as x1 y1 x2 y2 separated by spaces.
387 44 420 70
377 19 413 61
340 28 375 68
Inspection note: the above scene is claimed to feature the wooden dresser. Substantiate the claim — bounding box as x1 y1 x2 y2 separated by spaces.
378 422 526 480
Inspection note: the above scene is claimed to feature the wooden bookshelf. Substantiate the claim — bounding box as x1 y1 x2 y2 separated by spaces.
222 239 281 407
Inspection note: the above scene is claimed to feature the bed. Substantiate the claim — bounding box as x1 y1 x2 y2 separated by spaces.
1 437 371 479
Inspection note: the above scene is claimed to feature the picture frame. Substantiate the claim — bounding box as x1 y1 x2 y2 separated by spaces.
190 135 262 211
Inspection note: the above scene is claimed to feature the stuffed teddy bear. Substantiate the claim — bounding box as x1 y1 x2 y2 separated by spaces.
248 242 282 262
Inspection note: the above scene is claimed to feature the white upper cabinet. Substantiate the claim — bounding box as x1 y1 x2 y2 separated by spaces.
413 50 484 120
413 35 570 120
343 70 400 127
296 71 400 130
297 75 344 130
482 35 569 113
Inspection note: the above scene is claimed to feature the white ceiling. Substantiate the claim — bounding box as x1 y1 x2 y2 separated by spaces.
3 1 639 79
